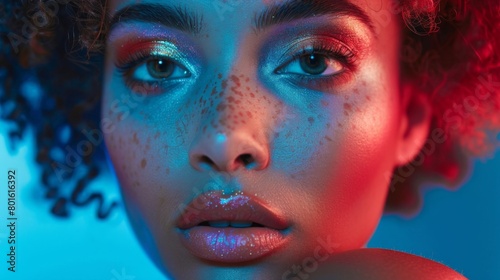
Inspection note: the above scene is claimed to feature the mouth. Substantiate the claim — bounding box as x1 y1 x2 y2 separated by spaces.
175 191 290 263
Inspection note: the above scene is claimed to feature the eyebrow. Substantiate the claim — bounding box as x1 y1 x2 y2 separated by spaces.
109 4 203 34
109 0 374 36
253 0 375 33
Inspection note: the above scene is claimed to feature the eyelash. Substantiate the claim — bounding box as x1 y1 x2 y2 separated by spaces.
114 40 357 94
115 48 186 94
280 41 357 90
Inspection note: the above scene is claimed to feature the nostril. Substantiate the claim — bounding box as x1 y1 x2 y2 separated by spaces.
200 155 216 168
238 153 254 165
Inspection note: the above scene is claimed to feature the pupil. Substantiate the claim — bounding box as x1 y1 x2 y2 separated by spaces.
147 59 174 78
300 54 327 75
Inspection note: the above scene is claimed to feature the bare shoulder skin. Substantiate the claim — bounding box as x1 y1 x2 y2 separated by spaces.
311 249 467 280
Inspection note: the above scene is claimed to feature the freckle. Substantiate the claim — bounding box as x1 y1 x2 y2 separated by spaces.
250 92 255 98
231 87 243 96
141 158 147 168
145 144 150 151
201 108 208 114
337 122 343 127
228 96 235 103
344 103 353 112
222 80 228 89
245 77 250 82
165 168 170 175
366 96 371 101
354 88 359 94
319 140 323 145
246 86 250 91
211 87 217 96
326 123 331 129
321 100 329 107
133 132 139 144
219 91 224 97
230 75 241 86
308 117 314 124
246 111 253 118
203 125 207 133
235 100 241 104
218 73 222 79
242 120 246 124
324 135 333 142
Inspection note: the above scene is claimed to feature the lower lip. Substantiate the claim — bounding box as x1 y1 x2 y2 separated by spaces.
178 226 289 263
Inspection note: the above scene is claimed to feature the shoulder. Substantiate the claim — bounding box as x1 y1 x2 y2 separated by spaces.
312 248 467 280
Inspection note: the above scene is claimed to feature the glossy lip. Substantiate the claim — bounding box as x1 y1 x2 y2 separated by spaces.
175 191 291 263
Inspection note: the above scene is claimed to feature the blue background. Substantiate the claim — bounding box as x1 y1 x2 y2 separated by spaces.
0 121 499 280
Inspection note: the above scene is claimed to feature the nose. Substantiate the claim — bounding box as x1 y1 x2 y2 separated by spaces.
188 74 271 173
189 131 269 172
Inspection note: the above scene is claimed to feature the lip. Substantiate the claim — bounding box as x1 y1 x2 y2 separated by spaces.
175 191 290 263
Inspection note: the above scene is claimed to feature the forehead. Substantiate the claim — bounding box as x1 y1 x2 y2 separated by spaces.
107 0 387 37
108 0 384 23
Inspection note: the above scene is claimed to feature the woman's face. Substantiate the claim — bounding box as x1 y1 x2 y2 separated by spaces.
102 0 421 278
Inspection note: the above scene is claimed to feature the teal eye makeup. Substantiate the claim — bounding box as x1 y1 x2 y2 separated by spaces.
274 37 357 91
114 40 193 94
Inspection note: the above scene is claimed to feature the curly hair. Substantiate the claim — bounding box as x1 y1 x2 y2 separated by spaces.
1 0 499 218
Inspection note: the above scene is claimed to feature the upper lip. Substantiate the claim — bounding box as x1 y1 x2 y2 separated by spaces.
176 191 289 230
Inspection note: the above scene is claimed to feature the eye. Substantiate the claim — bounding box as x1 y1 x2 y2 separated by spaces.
278 53 344 76
132 58 191 81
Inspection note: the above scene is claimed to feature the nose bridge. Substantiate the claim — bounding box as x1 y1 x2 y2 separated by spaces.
214 74 254 130
188 70 271 173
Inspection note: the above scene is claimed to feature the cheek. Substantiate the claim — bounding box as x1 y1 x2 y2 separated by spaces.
100 87 169 218
289 82 401 249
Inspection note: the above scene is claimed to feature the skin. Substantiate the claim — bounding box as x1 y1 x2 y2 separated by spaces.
101 0 463 279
